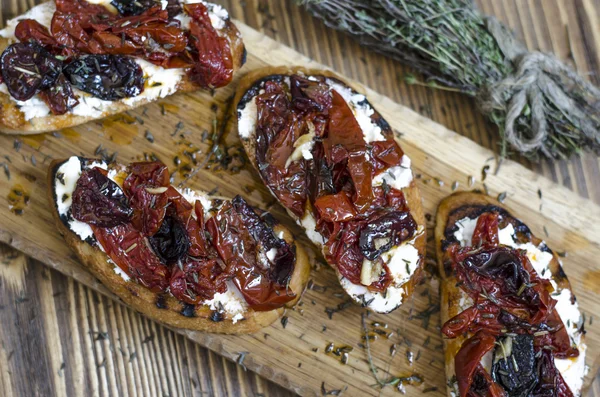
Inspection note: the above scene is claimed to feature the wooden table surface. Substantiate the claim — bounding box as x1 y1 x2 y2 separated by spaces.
1 0 599 396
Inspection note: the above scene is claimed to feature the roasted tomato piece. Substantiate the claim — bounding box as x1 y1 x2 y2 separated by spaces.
358 211 417 260
232 196 296 286
207 200 296 311
290 74 332 113
314 191 356 223
38 74 79 115
185 3 233 88
148 214 190 264
123 161 170 236
454 332 498 397
93 223 170 291
491 334 538 396
72 167 132 227
0 41 62 101
14 19 59 48
63 54 144 100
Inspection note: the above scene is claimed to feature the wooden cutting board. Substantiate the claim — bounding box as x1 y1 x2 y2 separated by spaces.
0 22 599 397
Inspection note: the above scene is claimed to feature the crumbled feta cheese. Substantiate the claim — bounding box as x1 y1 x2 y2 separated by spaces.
123 60 184 106
238 97 258 139
55 156 83 216
381 242 420 285
498 223 554 279
203 281 247 323
299 210 325 246
372 155 413 190
266 248 277 262
111 260 131 281
453 217 479 247
340 277 405 313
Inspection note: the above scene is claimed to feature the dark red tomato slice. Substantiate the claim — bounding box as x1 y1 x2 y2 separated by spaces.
471 212 499 247
185 3 233 88
454 332 498 397
314 191 356 222
93 223 170 292
206 201 295 311
123 161 170 236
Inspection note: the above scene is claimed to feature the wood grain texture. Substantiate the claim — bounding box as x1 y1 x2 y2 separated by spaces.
0 0 599 396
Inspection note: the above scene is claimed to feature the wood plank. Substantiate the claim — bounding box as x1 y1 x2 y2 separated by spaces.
1 0 600 396
0 247 294 397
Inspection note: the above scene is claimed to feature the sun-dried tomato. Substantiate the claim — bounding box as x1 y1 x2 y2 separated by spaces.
72 167 132 227
63 54 144 100
0 42 62 101
184 3 233 88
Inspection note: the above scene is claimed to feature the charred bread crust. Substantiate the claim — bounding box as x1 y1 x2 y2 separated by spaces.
0 15 245 135
47 158 310 334
233 66 426 311
435 192 582 396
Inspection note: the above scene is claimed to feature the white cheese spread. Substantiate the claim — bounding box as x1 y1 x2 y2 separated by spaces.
203 281 247 323
299 210 326 246
372 155 413 191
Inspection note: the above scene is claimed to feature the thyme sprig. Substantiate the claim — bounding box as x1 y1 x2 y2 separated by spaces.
298 0 600 160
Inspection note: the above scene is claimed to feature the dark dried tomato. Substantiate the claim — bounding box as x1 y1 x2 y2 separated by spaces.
93 222 170 291
206 201 296 311
491 334 538 396
358 211 417 260
64 54 144 100
185 3 234 88
149 215 190 264
111 0 161 16
14 19 59 49
231 195 295 285
72 167 132 227
38 74 79 115
290 74 332 113
0 41 62 101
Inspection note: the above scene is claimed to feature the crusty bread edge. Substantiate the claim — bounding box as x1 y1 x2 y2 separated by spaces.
46 158 310 334
435 191 586 396
232 66 427 312
0 15 246 135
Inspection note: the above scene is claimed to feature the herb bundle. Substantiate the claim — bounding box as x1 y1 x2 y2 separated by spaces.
298 0 600 160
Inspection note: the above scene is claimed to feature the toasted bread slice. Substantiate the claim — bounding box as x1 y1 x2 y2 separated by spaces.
233 66 426 313
435 192 587 396
0 2 245 135
47 157 310 334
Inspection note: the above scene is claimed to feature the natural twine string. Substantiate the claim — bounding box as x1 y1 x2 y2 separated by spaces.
478 17 600 156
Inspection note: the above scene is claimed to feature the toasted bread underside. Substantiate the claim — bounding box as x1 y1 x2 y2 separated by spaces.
233 66 427 312
0 14 245 135
47 159 311 334
435 192 583 396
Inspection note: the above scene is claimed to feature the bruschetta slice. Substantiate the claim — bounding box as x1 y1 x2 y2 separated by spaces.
47 156 310 333
234 66 426 313
0 0 245 134
436 192 587 397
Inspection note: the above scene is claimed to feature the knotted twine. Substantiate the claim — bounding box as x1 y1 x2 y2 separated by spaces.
478 18 600 157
